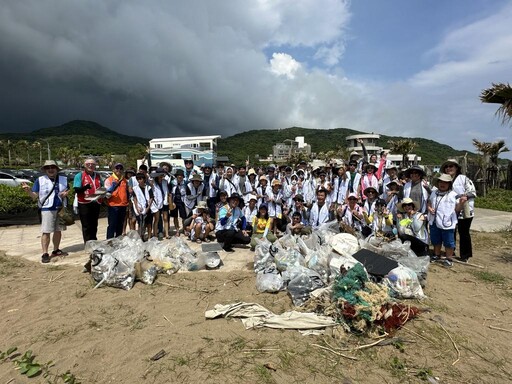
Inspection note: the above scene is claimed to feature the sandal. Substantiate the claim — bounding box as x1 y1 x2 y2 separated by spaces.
205 238 211 243
51 249 68 257
196 239 202 244
41 253 50 263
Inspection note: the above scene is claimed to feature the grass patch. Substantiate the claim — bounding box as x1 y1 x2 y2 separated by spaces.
471 270 507 284
0 253 25 275
475 188 512 212
254 364 275 384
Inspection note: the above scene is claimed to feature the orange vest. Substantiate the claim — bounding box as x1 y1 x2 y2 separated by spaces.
105 176 129 207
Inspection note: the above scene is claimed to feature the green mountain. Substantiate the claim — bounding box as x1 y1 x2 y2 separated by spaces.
0 120 471 167
217 126 470 165
0 120 149 155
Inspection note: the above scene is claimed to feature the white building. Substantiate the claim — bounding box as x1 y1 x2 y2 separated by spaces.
346 133 421 167
272 136 311 161
149 135 221 169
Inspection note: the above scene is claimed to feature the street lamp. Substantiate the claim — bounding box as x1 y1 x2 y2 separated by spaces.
40 139 51 160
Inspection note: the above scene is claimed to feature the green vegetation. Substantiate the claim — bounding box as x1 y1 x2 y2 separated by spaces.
0 185 37 214
217 126 470 165
0 347 81 383
0 120 479 168
0 120 148 167
475 188 512 212
471 270 507 284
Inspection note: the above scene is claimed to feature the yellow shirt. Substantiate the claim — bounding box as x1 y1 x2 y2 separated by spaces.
252 217 272 234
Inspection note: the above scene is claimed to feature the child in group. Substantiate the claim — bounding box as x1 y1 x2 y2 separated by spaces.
242 196 258 235
132 172 154 240
266 179 284 235
364 198 395 238
189 201 214 243
215 191 229 221
250 204 277 251
427 173 467 267
286 211 311 236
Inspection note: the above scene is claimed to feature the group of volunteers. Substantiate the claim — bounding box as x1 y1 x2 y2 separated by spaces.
25 147 476 266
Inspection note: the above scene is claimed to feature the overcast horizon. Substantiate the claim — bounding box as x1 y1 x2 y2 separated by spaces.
1 0 511 158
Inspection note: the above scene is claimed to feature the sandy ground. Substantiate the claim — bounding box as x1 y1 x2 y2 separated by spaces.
1 230 512 384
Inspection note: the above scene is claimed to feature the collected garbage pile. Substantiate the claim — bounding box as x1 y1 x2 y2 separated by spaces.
84 230 222 290
252 221 427 334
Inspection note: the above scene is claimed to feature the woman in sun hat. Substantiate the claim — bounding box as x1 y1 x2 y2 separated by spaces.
441 158 477 262
427 173 468 267
402 165 431 214
396 197 429 256
360 162 379 201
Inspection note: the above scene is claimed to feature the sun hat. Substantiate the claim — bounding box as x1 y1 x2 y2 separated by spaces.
159 161 172 169
364 186 379 196
386 180 399 188
41 160 60 171
248 168 257 176
174 169 185 177
348 192 358 200
228 193 243 204
259 175 268 182
259 203 268 210
385 164 398 171
195 200 208 209
350 151 361 158
293 194 304 202
366 163 377 170
441 158 461 173
435 173 453 186
398 197 420 212
404 165 425 178
150 167 165 178
190 174 203 182
271 179 281 187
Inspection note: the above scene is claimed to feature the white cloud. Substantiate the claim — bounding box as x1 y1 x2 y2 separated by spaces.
269 53 301 79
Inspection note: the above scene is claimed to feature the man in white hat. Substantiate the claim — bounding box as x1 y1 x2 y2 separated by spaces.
22 160 69 263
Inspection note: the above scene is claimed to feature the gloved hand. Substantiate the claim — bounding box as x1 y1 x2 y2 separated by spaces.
105 193 112 199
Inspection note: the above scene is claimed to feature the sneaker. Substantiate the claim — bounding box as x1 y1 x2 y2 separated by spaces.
430 255 441 263
440 258 453 267
41 253 50 263
223 247 235 253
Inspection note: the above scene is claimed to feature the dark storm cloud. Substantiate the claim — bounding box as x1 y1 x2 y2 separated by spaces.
0 0 350 137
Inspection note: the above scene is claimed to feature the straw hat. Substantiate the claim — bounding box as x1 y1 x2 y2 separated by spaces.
441 158 461 173
41 160 61 171
271 179 281 187
195 200 208 210
398 197 420 212
435 173 453 186
189 174 203 182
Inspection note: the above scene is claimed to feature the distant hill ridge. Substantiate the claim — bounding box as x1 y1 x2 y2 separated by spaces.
0 120 469 163
217 126 469 165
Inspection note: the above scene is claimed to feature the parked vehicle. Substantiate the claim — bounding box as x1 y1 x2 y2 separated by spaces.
0 171 32 187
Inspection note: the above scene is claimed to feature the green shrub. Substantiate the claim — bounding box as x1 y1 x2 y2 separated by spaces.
475 188 512 212
0 185 37 214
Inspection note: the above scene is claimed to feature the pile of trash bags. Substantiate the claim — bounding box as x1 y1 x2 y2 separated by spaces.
85 230 221 290
253 221 427 333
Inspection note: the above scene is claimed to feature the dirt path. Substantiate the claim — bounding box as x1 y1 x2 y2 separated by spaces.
1 230 511 383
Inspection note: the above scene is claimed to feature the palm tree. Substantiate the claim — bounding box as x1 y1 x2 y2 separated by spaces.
472 139 509 167
480 83 512 126
33 141 42 165
387 139 417 168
